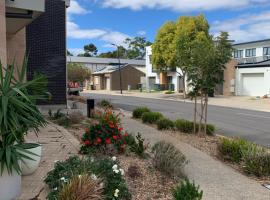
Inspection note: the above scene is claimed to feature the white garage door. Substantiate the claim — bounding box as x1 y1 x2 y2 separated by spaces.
241 73 265 96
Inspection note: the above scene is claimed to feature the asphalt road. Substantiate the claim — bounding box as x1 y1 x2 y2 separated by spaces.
82 93 270 147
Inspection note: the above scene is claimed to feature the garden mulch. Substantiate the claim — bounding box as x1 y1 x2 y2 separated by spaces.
18 123 80 200
121 111 270 200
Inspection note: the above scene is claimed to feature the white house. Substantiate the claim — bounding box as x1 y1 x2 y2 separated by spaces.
145 46 186 92
233 39 270 96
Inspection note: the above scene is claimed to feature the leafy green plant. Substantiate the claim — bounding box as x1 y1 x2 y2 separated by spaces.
45 156 131 200
157 118 175 130
164 90 175 94
0 59 47 174
152 141 187 178
205 124 215 135
141 112 163 124
128 133 149 158
172 179 203 200
218 138 250 163
132 107 151 118
98 99 113 109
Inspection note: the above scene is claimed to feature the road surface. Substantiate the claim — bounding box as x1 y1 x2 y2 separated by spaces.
81 93 270 147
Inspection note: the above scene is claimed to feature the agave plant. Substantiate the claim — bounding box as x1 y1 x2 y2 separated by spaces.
0 58 48 175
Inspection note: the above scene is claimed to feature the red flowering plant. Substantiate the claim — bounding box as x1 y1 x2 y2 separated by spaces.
80 109 129 153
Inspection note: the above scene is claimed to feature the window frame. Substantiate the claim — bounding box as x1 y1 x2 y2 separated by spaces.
245 48 256 57
233 50 243 58
263 47 270 56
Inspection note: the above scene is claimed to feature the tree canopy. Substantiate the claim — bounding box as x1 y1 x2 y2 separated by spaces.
67 63 91 84
78 43 98 57
152 21 177 72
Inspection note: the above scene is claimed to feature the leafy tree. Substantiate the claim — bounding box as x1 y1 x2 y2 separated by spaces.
125 37 152 59
98 45 127 59
174 15 210 98
78 43 98 57
152 21 177 72
67 63 91 84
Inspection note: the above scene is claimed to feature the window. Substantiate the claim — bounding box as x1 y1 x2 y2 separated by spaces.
263 47 270 55
245 48 256 57
233 50 243 58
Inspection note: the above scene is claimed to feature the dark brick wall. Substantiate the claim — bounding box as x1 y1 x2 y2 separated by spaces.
26 0 67 105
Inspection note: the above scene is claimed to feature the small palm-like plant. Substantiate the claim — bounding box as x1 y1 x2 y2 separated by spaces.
0 58 47 175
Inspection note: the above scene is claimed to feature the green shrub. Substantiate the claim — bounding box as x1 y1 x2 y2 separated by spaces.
152 141 187 178
175 119 194 133
164 90 175 94
242 145 270 177
157 118 175 130
98 99 113 108
45 156 131 200
205 124 215 135
172 179 203 200
174 119 215 135
132 107 151 118
218 138 250 163
141 112 163 124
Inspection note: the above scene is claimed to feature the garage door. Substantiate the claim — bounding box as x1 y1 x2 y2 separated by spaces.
241 73 264 96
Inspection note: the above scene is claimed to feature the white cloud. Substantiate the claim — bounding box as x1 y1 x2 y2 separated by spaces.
67 0 131 46
68 48 84 56
137 30 146 36
101 0 269 12
211 11 270 42
67 0 89 14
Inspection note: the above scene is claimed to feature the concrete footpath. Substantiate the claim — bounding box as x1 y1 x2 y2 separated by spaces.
122 112 270 200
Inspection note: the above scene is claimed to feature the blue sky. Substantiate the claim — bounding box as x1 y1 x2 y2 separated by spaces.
67 0 270 56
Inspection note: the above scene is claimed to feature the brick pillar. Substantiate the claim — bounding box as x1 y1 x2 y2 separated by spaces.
0 2 7 67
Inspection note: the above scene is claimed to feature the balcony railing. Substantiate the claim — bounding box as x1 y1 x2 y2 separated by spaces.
236 56 270 65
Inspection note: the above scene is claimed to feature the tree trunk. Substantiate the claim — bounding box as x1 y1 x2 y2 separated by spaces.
182 72 186 98
199 94 204 134
193 95 197 134
204 93 208 135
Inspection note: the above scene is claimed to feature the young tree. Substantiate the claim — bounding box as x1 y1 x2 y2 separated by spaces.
152 21 177 85
174 15 210 98
67 63 91 84
189 31 233 134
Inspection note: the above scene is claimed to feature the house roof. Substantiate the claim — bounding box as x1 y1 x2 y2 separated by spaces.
92 64 128 75
233 38 270 46
237 59 270 68
67 56 145 66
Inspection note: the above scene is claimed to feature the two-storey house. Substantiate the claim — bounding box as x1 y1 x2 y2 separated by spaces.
233 39 270 96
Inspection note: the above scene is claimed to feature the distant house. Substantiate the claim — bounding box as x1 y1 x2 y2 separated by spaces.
67 56 146 74
92 64 145 91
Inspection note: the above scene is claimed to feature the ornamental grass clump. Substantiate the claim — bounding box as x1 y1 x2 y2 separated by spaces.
132 107 151 118
152 141 187 178
141 112 163 124
58 174 104 200
98 99 113 109
175 119 193 134
171 179 203 200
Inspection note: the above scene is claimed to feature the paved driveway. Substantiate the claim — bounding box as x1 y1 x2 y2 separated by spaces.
81 93 270 147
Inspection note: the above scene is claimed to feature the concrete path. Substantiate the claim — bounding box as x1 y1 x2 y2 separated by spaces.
121 112 270 200
19 123 80 200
